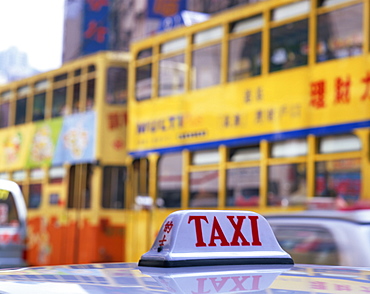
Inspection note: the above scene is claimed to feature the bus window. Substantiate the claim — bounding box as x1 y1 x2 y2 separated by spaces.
229 32 262 81
268 163 307 206
132 158 149 198
189 170 218 207
136 64 152 101
102 166 126 209
317 3 363 62
106 67 128 104
159 54 186 97
226 167 260 207
29 183 42 209
52 87 67 117
0 101 10 128
192 44 221 89
315 159 360 203
73 83 81 113
15 98 27 125
68 164 92 209
32 92 46 121
270 19 308 72
157 153 182 208
87 79 95 110
228 15 263 82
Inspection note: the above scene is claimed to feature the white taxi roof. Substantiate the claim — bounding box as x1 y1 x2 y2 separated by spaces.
0 210 369 293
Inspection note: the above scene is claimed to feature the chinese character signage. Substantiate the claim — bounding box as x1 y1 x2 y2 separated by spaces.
82 0 110 55
147 0 186 19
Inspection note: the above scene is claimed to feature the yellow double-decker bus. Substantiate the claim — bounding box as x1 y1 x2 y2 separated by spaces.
0 51 130 266
127 0 370 261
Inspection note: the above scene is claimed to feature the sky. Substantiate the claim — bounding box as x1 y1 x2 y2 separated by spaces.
0 0 65 72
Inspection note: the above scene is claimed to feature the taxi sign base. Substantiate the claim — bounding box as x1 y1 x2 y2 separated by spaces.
139 257 294 267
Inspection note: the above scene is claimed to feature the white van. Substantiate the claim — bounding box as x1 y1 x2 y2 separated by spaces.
0 179 27 268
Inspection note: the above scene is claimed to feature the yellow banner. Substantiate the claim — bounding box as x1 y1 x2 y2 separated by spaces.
128 56 370 153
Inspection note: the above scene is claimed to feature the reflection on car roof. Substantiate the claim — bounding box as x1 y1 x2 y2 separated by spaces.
265 208 370 224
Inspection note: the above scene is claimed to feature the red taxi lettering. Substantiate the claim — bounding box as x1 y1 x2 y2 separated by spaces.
192 275 261 294
188 215 262 247
188 215 209 247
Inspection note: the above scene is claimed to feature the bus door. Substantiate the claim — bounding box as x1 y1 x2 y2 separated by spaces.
64 164 93 264
129 158 151 261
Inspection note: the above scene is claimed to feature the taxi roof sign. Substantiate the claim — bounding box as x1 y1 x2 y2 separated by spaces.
139 210 294 267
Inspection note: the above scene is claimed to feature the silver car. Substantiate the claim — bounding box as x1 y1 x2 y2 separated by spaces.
266 208 370 267
0 179 27 268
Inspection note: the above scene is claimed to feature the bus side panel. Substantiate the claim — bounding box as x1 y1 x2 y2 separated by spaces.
97 217 125 262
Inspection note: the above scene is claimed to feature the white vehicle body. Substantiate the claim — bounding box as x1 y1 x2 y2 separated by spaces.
0 179 27 268
266 209 370 267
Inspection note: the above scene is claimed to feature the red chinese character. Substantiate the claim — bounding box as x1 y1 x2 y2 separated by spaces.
163 221 174 233
310 80 325 108
154 0 180 17
310 281 327 290
361 286 370 292
159 234 167 246
361 72 370 100
108 113 119 129
87 0 108 11
335 77 351 103
85 20 107 43
335 284 351 291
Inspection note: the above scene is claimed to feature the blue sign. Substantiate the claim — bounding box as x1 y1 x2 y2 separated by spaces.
147 0 187 19
82 0 110 55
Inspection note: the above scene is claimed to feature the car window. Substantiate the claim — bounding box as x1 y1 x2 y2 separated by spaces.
271 225 339 265
0 189 20 226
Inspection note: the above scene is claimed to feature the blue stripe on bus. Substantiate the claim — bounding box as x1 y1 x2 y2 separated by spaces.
128 120 370 158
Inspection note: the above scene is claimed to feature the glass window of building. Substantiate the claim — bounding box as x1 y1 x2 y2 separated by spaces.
106 67 128 104
270 19 308 72
268 163 307 206
317 4 363 62
226 167 260 207
189 170 218 207
102 166 126 209
157 152 182 208
135 64 152 101
32 92 46 121
52 87 67 117
315 159 360 203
